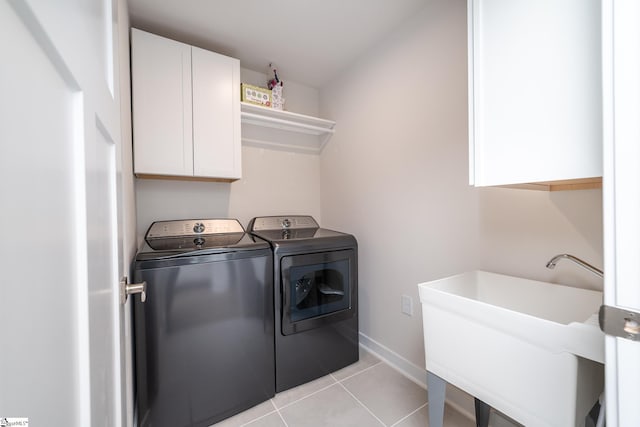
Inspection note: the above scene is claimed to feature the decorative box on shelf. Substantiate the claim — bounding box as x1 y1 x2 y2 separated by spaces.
271 84 285 110
241 83 271 107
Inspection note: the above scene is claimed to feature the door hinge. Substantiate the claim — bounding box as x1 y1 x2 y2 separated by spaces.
599 305 640 342
120 276 147 304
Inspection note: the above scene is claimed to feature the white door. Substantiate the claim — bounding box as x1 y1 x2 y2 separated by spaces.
0 1 126 426
602 0 640 425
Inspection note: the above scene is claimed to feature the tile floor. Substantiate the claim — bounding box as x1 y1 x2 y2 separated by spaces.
211 347 475 427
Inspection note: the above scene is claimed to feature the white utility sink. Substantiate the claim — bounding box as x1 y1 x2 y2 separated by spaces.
418 271 604 427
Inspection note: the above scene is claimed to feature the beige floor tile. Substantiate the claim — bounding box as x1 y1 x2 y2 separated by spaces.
209 357 495 427
279 383 385 427
209 400 276 427
243 412 287 427
342 363 428 426
332 346 382 381
272 374 337 409
392 404 475 427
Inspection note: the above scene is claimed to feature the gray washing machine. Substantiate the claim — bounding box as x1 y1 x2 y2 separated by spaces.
248 215 359 393
132 219 274 427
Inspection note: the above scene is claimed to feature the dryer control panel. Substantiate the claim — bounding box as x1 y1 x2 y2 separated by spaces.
250 216 319 231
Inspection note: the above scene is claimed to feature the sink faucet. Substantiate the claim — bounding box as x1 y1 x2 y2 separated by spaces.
546 254 604 278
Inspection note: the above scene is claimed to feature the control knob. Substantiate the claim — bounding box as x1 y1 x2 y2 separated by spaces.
193 222 205 233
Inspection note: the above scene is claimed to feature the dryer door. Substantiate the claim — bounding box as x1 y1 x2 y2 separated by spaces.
280 249 357 335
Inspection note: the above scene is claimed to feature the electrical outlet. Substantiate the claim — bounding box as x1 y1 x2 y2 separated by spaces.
401 295 413 316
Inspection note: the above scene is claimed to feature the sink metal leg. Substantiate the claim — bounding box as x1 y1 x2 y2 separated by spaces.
474 398 491 427
426 371 446 427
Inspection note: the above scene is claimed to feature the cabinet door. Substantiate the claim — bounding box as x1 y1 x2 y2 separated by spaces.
192 46 241 179
469 0 602 187
132 29 193 176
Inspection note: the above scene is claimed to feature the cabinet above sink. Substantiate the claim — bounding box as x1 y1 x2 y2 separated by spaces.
468 0 602 190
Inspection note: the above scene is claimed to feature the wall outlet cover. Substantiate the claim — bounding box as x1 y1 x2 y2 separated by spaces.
401 294 413 316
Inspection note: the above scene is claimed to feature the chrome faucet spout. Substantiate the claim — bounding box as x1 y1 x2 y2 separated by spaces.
546 254 604 278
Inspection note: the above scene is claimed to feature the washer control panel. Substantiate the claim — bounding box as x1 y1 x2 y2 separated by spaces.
250 216 319 231
146 219 244 240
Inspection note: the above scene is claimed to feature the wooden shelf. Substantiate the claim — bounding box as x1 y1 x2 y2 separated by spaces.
501 177 602 191
240 102 336 154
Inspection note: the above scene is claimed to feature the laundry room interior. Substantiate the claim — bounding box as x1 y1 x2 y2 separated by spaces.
7 0 638 427
130 0 604 424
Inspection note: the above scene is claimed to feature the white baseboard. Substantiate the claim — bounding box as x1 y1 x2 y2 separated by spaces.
358 332 519 427
358 332 429 390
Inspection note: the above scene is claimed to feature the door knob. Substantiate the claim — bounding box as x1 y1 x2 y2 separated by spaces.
120 276 147 304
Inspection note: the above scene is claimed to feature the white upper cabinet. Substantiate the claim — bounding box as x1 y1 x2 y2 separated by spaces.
468 0 602 189
192 46 241 178
132 29 241 180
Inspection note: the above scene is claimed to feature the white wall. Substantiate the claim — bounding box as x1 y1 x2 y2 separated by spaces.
320 0 479 370
478 187 603 291
135 147 321 239
228 147 321 226
135 68 322 239
319 0 604 375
